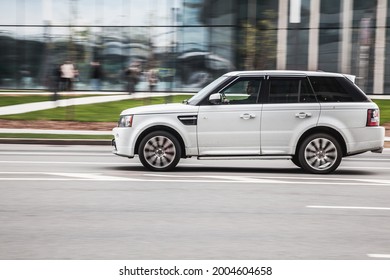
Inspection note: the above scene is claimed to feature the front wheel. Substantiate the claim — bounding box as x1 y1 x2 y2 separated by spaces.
138 131 181 171
298 133 342 174
291 155 301 168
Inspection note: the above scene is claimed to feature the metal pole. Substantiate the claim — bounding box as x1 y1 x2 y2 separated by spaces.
277 0 288 70
373 0 387 94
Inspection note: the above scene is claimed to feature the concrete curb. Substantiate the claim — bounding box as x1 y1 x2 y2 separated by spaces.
0 138 111 145
0 128 112 135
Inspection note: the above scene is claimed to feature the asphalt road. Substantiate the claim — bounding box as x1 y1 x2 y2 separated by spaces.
0 144 390 260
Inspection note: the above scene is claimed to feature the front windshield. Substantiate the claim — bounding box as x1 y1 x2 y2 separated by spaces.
187 75 229 105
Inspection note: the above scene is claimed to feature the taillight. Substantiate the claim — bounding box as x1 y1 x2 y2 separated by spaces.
367 109 379 126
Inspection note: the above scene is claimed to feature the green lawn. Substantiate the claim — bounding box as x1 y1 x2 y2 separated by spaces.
0 95 53 106
0 95 192 122
372 99 390 124
0 94 103 107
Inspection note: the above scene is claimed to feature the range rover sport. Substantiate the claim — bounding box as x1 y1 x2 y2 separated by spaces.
112 71 384 174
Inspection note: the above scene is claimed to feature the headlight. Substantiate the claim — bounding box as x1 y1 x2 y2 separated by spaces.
118 115 133 127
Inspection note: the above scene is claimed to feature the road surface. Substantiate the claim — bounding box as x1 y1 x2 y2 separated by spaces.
0 144 389 259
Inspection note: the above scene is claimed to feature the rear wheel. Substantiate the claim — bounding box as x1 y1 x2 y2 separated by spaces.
138 131 181 171
298 133 342 174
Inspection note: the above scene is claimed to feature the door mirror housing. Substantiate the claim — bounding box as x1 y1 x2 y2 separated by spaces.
209 93 222 104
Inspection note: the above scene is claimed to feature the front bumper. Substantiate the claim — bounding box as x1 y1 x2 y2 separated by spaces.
112 139 117 152
112 127 136 157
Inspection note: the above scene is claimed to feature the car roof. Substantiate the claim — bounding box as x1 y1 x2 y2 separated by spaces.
225 70 345 77
224 70 356 83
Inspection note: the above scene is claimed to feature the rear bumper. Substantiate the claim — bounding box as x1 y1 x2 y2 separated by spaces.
371 146 383 153
346 126 385 155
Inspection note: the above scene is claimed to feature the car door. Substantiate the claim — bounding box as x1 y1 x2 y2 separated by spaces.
197 77 264 156
260 75 320 155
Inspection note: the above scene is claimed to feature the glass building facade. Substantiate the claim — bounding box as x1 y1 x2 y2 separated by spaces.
0 0 389 93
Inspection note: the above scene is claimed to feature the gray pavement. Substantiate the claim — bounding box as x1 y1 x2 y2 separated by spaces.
1 144 390 259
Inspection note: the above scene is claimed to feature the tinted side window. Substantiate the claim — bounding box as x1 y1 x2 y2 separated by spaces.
267 77 317 103
308 76 369 102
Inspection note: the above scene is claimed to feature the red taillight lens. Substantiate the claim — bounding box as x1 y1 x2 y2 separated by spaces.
367 109 380 126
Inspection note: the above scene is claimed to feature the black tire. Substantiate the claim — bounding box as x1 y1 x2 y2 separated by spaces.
291 155 301 168
298 133 342 174
138 131 181 171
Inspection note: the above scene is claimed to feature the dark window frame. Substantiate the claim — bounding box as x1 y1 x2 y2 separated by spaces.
308 76 369 102
264 76 318 104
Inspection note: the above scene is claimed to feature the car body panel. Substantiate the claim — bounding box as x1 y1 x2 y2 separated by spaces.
120 103 198 116
197 104 261 155
260 103 321 154
113 104 198 157
318 102 385 153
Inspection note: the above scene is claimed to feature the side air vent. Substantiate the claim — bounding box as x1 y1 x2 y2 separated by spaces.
178 115 197 125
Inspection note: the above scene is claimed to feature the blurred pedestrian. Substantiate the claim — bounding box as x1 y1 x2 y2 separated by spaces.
19 65 32 88
51 64 62 100
125 62 141 94
90 61 103 91
60 61 77 91
147 68 159 92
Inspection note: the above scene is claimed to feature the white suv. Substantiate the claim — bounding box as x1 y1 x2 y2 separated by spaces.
112 71 384 174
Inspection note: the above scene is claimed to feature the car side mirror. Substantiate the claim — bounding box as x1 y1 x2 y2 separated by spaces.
209 93 222 104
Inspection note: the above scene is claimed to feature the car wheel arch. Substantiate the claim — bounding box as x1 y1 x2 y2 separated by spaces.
295 126 347 157
135 125 187 158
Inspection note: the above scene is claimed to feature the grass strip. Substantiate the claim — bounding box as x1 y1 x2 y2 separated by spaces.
0 95 191 122
0 94 106 107
372 99 390 124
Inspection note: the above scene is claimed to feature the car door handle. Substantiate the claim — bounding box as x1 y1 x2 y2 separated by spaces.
295 112 312 119
240 113 256 120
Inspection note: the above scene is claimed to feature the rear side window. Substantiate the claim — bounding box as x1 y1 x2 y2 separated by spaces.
267 77 317 103
308 76 369 102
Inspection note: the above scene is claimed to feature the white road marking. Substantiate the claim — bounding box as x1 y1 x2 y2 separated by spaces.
47 172 137 181
1 159 390 171
1 171 390 186
0 160 203 167
307 205 390 211
367 254 390 259
145 173 390 186
0 172 141 181
343 158 390 162
145 173 283 183
341 166 390 170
